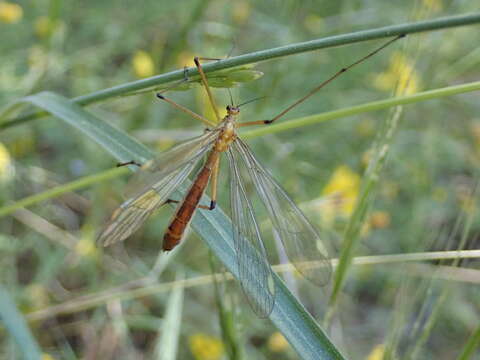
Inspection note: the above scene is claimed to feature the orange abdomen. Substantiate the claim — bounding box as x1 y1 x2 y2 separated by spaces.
163 150 219 251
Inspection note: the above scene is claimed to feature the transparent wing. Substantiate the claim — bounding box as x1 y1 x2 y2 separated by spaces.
124 129 219 199
98 132 217 247
233 139 332 286
226 148 275 318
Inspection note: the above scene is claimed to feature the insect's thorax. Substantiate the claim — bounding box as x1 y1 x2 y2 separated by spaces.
214 114 237 152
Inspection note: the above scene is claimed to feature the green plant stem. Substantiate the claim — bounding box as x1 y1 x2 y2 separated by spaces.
1 80 478 218
2 13 480 130
241 80 480 139
457 325 480 360
0 166 128 217
24 249 480 323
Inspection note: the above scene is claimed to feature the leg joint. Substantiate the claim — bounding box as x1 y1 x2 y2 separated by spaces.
117 160 142 168
209 200 216 210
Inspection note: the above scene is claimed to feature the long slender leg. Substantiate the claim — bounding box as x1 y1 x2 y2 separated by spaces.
156 66 191 94
238 34 406 128
125 67 191 98
208 156 220 210
116 160 142 167
196 57 222 61
164 154 219 212
164 198 213 210
194 57 222 123
156 93 216 128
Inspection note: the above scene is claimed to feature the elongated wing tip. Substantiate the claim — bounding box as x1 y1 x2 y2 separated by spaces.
96 190 163 248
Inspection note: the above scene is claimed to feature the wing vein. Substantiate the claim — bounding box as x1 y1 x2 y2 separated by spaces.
233 138 333 286
227 148 275 317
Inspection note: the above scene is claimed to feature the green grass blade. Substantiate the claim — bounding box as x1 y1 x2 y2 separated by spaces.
154 274 184 360
23 92 153 162
2 81 479 218
329 104 404 308
0 166 128 218
210 254 243 360
241 80 480 139
13 91 345 359
0 286 42 360
457 325 480 360
2 13 480 130
23 250 480 324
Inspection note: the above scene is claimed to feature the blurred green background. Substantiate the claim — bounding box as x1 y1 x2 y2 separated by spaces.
1 0 479 359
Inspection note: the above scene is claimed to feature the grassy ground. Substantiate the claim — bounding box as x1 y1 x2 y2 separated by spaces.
1 1 479 359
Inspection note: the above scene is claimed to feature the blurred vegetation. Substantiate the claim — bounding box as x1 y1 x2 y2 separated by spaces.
1 0 480 359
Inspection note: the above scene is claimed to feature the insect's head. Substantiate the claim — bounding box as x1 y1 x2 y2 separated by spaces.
226 105 240 115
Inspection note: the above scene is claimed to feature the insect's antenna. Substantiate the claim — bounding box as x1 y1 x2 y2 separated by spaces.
227 88 234 106
238 96 267 108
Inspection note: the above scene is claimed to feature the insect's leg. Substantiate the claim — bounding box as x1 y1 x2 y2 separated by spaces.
194 57 222 123
163 198 213 211
193 154 219 211
116 160 142 167
238 34 406 128
156 93 216 128
164 198 211 210
195 57 222 61
207 155 220 210
157 66 191 95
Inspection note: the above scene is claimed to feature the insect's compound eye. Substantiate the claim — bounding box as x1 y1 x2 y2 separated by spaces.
226 105 231 111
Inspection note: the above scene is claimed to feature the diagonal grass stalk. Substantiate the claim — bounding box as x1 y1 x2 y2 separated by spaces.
1 13 480 130
24 250 480 323
2 80 479 218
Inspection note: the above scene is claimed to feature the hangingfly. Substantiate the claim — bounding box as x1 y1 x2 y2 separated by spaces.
97 35 404 317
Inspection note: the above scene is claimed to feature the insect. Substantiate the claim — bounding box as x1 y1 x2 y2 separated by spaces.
97 34 404 317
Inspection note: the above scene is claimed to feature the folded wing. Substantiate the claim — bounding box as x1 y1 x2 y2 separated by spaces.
227 148 275 318
98 131 218 247
233 139 332 287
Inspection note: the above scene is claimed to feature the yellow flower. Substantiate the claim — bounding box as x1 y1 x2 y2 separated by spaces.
268 332 289 352
355 118 375 137
0 1 22 24
232 1 251 25
189 333 224 360
0 142 14 182
35 16 55 38
132 50 155 78
42 354 56 360
367 344 385 360
74 225 97 258
25 284 50 310
75 237 97 257
471 122 480 150
303 14 323 33
321 165 360 223
422 0 443 12
369 211 391 229
372 51 420 95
